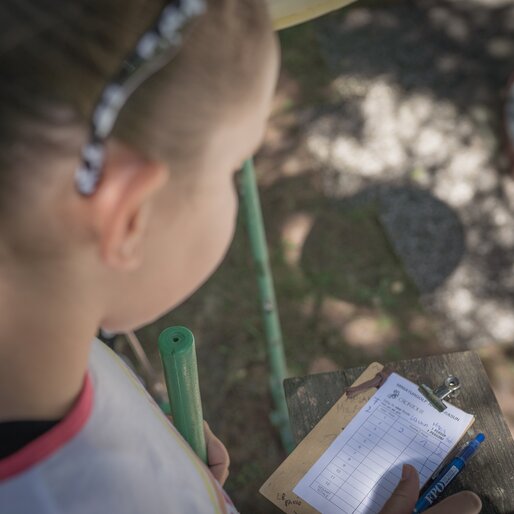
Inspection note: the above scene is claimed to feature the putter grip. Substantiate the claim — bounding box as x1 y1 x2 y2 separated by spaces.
158 326 207 463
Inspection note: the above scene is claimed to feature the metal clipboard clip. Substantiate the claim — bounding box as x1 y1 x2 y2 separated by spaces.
418 376 461 412
345 369 461 413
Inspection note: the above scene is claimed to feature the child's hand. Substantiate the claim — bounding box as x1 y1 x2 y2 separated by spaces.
379 464 482 514
204 421 230 486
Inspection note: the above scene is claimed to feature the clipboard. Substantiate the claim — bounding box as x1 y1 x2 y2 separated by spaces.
260 362 384 514
260 362 475 514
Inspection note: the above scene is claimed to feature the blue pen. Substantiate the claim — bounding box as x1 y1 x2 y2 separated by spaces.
413 433 485 513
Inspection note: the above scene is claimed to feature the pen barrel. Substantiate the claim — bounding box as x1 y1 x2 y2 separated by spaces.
158 326 207 464
414 461 464 513
415 435 484 513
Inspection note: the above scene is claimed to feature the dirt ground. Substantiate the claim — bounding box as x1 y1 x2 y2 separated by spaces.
134 2 514 513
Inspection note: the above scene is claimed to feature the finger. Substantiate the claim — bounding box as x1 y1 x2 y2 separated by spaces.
426 491 482 514
208 460 229 486
204 421 230 486
206 432 230 484
380 464 420 514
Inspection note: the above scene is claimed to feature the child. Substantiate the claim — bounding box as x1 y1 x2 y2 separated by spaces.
0 0 482 512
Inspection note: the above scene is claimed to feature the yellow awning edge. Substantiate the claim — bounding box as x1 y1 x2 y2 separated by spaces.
268 0 357 30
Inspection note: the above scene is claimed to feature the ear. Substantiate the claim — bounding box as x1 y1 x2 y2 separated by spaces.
88 140 168 271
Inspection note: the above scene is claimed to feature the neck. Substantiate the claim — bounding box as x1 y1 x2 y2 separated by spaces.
0 267 100 422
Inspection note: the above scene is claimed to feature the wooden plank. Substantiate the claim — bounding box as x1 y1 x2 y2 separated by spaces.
284 351 514 513
284 368 364 445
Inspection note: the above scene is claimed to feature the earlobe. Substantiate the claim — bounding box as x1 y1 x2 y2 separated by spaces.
89 141 169 271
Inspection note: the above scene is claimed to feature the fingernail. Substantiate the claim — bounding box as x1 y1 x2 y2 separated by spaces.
401 464 411 481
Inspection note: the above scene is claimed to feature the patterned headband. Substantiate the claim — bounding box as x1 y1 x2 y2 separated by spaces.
75 0 206 195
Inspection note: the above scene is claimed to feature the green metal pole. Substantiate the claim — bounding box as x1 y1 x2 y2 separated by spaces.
158 326 207 463
240 159 294 453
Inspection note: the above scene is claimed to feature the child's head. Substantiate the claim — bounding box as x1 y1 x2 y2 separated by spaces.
0 0 278 332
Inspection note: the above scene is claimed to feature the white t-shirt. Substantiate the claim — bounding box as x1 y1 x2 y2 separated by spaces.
0 340 238 514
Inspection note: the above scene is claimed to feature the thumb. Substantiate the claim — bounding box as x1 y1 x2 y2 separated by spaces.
425 491 482 514
380 464 420 514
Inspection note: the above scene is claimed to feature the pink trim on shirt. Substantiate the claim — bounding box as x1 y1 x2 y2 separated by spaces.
0 373 94 481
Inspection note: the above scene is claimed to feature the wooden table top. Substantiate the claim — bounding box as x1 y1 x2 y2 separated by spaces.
284 351 514 513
